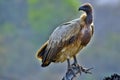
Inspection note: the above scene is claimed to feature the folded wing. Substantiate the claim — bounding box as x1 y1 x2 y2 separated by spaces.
42 19 81 66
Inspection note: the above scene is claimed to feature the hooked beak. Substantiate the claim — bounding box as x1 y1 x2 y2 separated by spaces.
78 6 85 11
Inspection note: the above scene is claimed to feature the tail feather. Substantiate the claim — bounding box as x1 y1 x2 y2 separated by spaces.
36 41 48 60
36 40 51 67
41 60 51 67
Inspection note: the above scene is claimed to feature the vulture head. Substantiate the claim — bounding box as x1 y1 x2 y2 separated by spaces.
78 3 93 14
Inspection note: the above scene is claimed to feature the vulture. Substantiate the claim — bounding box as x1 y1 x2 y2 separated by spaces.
36 3 94 73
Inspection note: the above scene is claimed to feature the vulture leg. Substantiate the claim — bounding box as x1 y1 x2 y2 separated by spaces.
72 56 93 74
73 56 78 65
66 59 76 77
63 57 93 80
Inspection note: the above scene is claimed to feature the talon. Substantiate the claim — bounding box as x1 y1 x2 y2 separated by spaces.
81 67 93 74
67 67 76 77
72 63 93 74
72 63 82 75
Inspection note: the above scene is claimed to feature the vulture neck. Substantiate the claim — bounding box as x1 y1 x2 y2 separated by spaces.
86 12 93 25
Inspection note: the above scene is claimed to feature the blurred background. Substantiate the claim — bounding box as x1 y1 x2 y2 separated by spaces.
0 0 120 80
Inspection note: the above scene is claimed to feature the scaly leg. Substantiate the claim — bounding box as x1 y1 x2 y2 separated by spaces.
66 59 76 77
72 56 93 74
62 56 93 80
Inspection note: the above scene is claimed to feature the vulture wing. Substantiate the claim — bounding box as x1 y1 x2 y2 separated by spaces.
42 18 81 65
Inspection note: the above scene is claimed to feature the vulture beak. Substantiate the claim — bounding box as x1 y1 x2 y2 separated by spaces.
78 6 86 11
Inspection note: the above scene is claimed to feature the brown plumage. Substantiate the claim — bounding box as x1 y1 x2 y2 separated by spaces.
36 3 94 67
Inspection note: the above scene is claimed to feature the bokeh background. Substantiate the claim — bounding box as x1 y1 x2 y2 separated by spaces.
0 0 120 80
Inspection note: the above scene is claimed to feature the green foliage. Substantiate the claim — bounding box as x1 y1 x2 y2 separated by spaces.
27 0 80 34
65 0 80 9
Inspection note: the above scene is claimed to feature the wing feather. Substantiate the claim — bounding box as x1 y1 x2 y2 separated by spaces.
43 18 81 62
